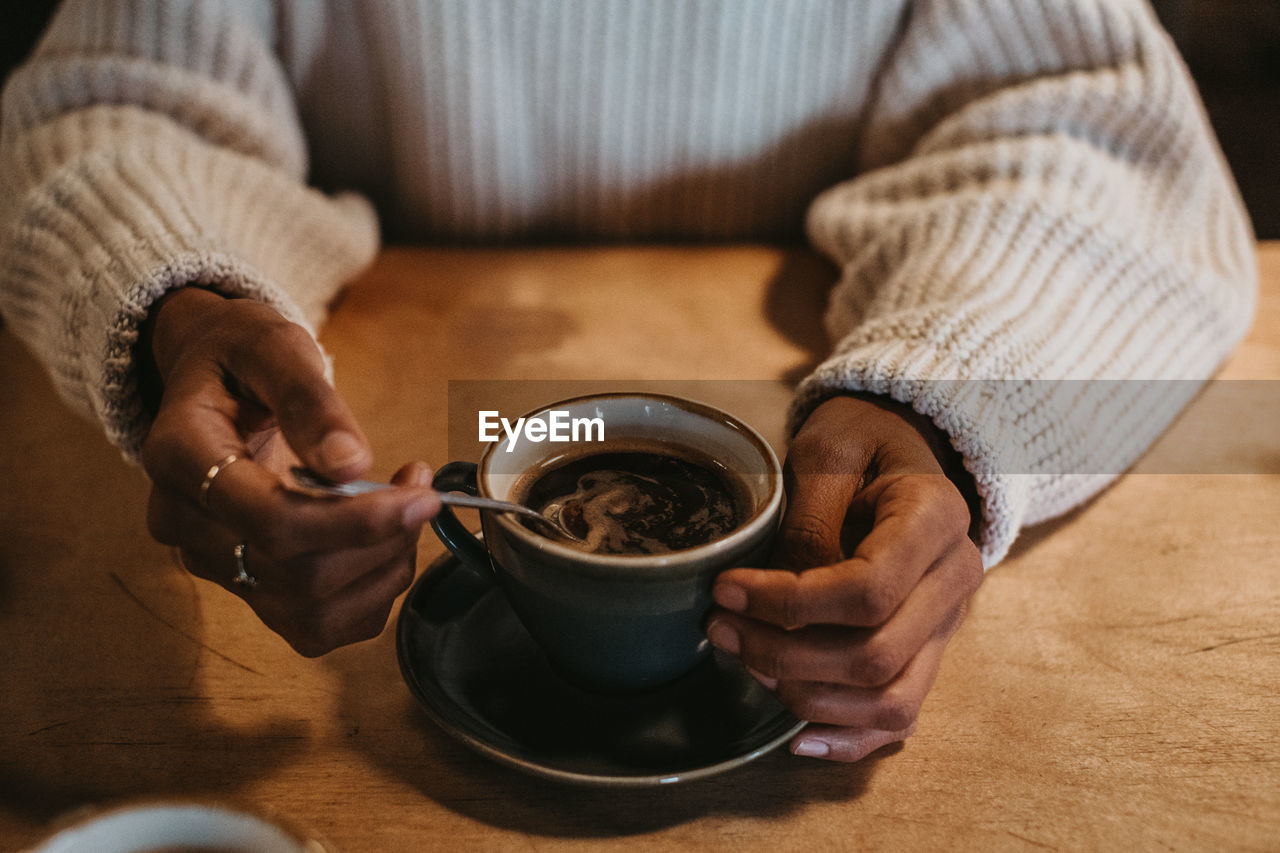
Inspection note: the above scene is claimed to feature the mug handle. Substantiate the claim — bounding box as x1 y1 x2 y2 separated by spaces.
429 462 493 574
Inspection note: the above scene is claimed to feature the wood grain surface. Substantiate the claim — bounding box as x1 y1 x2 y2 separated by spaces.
1 245 1276 851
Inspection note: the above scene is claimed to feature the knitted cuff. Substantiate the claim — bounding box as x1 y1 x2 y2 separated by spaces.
0 109 380 461
788 338 1041 569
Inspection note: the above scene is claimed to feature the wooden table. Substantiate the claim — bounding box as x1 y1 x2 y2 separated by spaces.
1 246 1276 851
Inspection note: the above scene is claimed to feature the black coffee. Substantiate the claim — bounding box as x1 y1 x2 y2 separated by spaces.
518 450 747 555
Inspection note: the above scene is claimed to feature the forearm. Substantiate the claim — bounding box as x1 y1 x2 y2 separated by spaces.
0 0 379 460
796 0 1256 565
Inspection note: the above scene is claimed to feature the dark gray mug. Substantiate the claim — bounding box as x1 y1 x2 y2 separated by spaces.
431 393 783 691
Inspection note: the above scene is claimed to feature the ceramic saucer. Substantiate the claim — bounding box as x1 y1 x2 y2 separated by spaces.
395 550 805 787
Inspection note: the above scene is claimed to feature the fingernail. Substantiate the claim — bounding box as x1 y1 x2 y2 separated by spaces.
793 739 830 758
706 620 740 655
746 667 778 690
316 431 367 472
402 494 438 529
713 583 748 612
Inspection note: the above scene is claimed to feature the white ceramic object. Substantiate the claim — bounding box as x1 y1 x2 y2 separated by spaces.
28 801 327 853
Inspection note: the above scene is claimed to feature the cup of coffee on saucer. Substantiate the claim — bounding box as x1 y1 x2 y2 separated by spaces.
430 393 784 692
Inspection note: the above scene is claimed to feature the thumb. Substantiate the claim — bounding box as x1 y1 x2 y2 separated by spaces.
238 322 372 482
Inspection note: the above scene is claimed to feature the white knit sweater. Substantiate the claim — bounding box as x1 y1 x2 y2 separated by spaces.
0 0 1256 566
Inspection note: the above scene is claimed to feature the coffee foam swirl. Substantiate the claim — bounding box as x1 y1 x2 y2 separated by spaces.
522 453 743 555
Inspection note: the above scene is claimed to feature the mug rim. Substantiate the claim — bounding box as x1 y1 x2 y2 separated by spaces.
477 392 783 572
26 796 329 852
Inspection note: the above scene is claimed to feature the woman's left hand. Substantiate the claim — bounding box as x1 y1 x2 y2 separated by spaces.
707 395 984 762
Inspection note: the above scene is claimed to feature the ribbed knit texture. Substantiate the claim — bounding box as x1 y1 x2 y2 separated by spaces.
0 0 1256 566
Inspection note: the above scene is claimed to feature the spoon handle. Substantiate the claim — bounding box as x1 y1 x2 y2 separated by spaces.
438 493 545 520
290 467 544 521
291 467 388 497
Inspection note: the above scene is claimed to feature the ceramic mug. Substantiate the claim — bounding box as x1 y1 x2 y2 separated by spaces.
430 393 783 691
25 799 329 852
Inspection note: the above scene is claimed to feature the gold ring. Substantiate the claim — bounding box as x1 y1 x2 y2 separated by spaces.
200 454 241 507
231 542 258 589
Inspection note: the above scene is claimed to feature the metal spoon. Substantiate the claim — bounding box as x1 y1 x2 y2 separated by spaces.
289 467 585 544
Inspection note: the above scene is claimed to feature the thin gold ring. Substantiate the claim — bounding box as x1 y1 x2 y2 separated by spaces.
200 454 240 507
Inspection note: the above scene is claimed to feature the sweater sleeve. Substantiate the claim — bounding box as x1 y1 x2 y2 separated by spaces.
794 0 1257 567
0 0 380 461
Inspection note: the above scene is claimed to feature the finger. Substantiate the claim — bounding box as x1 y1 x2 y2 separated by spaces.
232 465 438 555
789 722 916 763
223 316 372 482
715 474 969 628
141 366 259 504
175 541 236 590
708 613 881 685
277 470 433 600
153 456 430 599
266 548 418 657
172 523 257 595
141 307 371 491
391 460 434 489
151 456 438 562
268 461 430 594
277 530 419 600
168 489 420 656
708 541 981 686
180 523 417 657
771 626 951 731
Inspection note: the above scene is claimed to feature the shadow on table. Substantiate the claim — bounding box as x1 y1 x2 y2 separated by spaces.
1000 479 1115 566
0 333 311 841
760 248 840 384
0 544 309 827
332 625 891 839
0 380 308 832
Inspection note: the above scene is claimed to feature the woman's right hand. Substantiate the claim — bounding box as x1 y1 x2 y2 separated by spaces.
139 288 440 656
